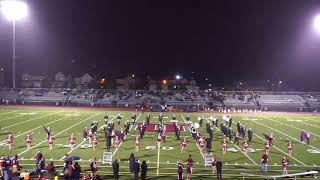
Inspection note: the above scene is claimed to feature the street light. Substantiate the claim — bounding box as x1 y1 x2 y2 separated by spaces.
1 0 28 89
175 75 181 80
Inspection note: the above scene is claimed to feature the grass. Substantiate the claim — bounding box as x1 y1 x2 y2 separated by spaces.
0 107 319 179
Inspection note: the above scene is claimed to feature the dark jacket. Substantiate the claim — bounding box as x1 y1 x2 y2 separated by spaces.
112 160 119 173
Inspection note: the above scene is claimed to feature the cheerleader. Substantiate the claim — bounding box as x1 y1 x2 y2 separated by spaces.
134 135 141 152
114 136 121 149
222 138 228 155
25 134 32 149
157 133 162 143
7 134 14 150
48 135 54 150
264 141 270 155
211 155 217 174
282 156 289 175
181 137 188 153
288 141 292 156
92 136 98 150
69 134 76 151
198 137 205 152
88 129 93 145
242 140 249 154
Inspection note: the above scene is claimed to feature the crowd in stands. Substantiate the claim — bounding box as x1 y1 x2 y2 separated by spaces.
0 88 320 112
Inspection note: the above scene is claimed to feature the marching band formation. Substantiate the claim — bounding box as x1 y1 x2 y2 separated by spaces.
1 111 314 176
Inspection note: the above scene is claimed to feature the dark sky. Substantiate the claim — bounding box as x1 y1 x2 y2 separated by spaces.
1 0 320 90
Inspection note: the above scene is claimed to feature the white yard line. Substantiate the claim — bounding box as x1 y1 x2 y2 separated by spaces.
295 120 320 129
2 110 63 129
157 141 161 176
0 113 30 122
0 115 71 144
18 112 102 156
265 117 320 138
112 113 142 157
180 115 205 159
202 115 258 165
60 113 121 160
302 116 320 123
0 110 19 116
252 116 320 151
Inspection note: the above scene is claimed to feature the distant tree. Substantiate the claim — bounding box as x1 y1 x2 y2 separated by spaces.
68 79 76 89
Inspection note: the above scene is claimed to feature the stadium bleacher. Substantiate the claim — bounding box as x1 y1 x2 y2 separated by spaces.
1 88 320 112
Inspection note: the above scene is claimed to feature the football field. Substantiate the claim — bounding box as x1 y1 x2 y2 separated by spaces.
0 107 319 179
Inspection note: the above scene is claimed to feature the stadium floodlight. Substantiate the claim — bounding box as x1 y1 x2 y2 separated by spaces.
1 0 28 21
175 75 181 80
1 0 28 89
314 15 320 33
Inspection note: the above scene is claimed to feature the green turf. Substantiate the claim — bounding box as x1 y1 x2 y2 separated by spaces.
0 107 319 179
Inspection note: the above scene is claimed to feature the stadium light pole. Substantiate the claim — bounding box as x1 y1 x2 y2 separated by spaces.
1 0 28 89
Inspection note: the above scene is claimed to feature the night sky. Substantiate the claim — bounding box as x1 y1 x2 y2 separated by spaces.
1 0 320 90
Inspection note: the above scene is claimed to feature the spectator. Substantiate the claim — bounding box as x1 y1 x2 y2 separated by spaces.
186 154 193 173
141 160 148 180
35 151 43 169
62 154 70 175
112 159 119 180
74 162 81 180
67 162 75 180
12 155 21 174
82 172 91 180
129 153 135 173
38 156 46 173
35 174 46 180
133 159 140 180
215 158 222 180
90 158 97 180
47 162 56 177
177 160 184 180
186 162 192 180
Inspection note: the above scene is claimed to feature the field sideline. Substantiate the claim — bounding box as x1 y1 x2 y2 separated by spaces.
0 107 319 179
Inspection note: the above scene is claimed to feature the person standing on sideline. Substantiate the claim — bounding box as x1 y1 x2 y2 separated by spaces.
215 158 223 180
186 162 192 180
112 159 119 180
282 156 289 175
74 162 81 180
141 160 148 180
129 153 135 173
261 151 268 173
177 160 184 180
133 159 140 180
90 158 97 180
